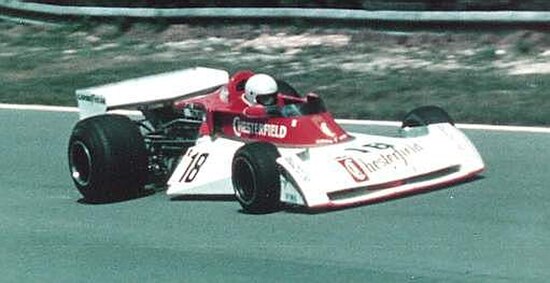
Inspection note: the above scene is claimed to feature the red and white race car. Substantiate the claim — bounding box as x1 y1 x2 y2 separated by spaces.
68 67 484 213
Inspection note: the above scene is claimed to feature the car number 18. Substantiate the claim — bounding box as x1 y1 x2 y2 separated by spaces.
179 150 209 183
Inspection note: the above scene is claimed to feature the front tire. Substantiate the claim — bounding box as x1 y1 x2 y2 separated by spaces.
402 105 454 128
231 142 281 214
68 114 148 202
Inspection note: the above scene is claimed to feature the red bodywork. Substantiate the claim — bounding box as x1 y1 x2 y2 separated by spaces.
174 71 352 147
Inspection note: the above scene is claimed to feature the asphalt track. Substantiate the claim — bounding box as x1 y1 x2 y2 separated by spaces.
1 109 549 283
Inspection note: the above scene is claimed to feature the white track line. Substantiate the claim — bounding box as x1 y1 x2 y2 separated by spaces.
336 119 401 127
454 123 550 134
0 103 78 113
336 118 550 134
1 103 549 134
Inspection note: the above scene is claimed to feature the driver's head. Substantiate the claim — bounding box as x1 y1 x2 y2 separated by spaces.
244 74 278 106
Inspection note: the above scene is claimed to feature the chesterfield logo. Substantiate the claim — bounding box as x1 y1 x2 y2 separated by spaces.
233 117 288 139
337 157 369 182
339 142 425 182
361 143 423 173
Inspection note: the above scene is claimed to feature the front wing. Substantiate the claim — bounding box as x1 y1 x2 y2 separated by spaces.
277 123 484 208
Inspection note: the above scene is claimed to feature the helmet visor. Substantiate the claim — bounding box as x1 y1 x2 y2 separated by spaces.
256 93 277 106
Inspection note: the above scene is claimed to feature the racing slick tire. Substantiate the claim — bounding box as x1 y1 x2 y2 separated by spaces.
231 142 281 214
402 105 454 128
68 114 148 203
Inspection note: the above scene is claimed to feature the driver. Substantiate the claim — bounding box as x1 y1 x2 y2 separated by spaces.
243 74 278 107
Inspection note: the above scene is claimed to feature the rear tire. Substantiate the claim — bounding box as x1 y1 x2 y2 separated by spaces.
402 105 454 128
231 142 281 214
68 114 148 202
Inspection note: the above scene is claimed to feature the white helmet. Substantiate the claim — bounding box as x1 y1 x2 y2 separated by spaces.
244 74 278 106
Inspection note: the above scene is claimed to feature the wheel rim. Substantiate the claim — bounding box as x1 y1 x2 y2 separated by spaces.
233 157 257 205
69 140 93 187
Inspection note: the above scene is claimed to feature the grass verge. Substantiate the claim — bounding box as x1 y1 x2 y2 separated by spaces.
1 20 549 126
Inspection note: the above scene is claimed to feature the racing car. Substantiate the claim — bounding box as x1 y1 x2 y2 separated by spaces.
68 67 484 213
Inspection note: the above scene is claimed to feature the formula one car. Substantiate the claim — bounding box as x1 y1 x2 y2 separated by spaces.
68 67 484 213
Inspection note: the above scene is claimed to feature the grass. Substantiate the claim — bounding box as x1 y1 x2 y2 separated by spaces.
1 20 549 126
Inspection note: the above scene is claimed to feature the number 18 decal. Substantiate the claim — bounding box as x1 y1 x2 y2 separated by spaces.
179 151 209 183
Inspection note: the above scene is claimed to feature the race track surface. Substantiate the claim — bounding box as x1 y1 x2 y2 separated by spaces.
1 109 549 282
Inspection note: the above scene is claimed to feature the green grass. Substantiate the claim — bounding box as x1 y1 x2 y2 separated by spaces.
287 68 550 125
1 20 549 126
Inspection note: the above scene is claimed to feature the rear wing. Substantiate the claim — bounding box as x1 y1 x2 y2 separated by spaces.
75 67 229 119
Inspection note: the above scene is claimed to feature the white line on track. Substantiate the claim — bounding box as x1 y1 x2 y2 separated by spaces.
1 103 549 134
336 119 550 134
0 103 78 113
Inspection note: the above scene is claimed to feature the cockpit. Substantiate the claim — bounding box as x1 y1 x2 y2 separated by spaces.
241 78 328 118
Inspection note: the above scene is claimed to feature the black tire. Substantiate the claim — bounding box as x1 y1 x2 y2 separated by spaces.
231 142 281 214
68 114 148 202
402 105 454 128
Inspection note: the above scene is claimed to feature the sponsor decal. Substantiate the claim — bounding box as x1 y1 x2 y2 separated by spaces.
218 86 229 103
340 142 424 178
280 174 305 205
284 156 310 182
363 143 423 172
76 93 106 104
337 157 369 182
320 122 336 138
315 139 335 145
233 117 287 139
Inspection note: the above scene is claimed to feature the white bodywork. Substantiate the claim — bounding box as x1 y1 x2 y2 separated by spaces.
75 67 229 119
167 123 484 208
